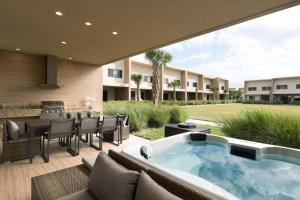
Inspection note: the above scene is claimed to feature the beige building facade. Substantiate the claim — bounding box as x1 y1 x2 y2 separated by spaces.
102 58 229 101
244 76 300 103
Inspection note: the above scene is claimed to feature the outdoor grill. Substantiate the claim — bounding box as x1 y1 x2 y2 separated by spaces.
40 101 65 119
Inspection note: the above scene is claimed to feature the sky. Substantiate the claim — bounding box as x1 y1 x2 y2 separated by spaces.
132 5 300 88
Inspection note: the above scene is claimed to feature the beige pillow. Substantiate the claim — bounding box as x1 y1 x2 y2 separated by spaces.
135 171 182 200
6 120 20 140
88 152 139 200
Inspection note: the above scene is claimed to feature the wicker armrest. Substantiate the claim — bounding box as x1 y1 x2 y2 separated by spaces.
31 165 90 200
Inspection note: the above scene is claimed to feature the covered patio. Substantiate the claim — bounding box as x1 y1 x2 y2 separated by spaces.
0 0 299 199
0 135 148 199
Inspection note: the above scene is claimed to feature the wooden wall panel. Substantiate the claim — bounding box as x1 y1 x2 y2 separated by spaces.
0 50 103 112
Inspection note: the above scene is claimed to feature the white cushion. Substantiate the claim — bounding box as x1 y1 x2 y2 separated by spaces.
82 156 97 170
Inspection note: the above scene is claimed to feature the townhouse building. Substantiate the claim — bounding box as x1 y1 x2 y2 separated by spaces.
244 76 300 103
102 58 229 101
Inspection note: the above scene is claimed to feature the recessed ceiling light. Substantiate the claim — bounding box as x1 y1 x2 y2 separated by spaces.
112 31 118 35
16 48 21 51
55 11 63 16
60 41 67 45
84 22 92 26
68 57 72 60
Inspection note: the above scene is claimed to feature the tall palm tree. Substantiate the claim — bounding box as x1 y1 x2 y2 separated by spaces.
168 80 181 101
131 74 143 101
145 49 172 106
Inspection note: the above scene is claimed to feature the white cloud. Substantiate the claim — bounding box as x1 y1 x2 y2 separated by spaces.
162 43 184 52
177 5 300 88
131 53 147 63
186 32 218 48
177 53 211 63
133 5 300 88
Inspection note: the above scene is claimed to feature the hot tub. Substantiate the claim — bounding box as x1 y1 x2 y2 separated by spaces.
123 132 300 200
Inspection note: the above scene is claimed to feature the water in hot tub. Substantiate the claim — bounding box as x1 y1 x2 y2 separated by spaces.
149 141 300 200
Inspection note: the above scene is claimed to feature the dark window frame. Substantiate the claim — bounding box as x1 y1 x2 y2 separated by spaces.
276 85 288 90
248 87 257 91
262 86 272 91
144 75 152 83
108 68 122 78
164 78 169 84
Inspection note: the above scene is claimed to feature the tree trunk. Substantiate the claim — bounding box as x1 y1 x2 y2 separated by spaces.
195 85 198 100
152 66 160 106
173 87 176 101
137 83 141 101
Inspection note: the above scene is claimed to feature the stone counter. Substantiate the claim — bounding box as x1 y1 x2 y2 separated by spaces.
0 109 42 119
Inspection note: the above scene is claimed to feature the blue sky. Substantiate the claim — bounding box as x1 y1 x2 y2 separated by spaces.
132 5 300 88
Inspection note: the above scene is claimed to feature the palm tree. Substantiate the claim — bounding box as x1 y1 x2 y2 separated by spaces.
131 74 143 101
168 80 181 101
145 49 172 106
210 87 219 100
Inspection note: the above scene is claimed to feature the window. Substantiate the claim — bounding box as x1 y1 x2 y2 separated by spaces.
164 78 169 84
221 86 225 90
193 82 197 87
262 86 271 91
108 68 122 78
296 84 300 89
206 85 210 89
276 85 288 90
144 75 152 83
248 87 257 91
187 82 189 86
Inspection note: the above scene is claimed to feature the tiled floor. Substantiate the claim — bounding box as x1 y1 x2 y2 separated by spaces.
0 135 148 200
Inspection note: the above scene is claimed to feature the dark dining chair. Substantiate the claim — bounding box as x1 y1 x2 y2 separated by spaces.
96 116 120 150
42 119 75 163
76 117 100 154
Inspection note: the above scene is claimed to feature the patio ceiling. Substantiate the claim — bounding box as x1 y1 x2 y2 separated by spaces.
0 0 299 65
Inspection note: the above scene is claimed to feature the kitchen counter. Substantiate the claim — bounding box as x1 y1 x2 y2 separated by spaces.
0 109 42 119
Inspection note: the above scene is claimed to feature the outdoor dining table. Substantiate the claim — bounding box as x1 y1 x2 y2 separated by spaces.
26 119 80 163
26 117 123 163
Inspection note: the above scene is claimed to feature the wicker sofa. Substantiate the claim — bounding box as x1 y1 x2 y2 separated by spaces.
1 118 41 163
31 150 216 200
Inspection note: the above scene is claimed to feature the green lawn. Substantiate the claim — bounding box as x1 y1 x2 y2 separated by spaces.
134 125 223 140
182 104 300 122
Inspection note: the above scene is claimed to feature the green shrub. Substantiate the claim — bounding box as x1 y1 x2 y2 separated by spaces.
169 107 188 123
147 107 170 128
222 109 300 149
104 101 187 132
128 110 142 132
161 99 239 106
